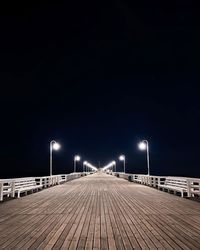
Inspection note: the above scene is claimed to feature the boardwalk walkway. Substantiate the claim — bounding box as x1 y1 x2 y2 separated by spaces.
0 173 200 249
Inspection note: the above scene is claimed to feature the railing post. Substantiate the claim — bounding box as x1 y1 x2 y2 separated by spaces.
0 182 3 201
11 181 15 198
57 176 60 185
153 177 156 187
141 176 144 185
44 177 47 188
158 177 162 186
40 178 42 186
187 179 191 197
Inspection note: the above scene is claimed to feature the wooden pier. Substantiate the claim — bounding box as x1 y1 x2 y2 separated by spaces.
0 173 200 249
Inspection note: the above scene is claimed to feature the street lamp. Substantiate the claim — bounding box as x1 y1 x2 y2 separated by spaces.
119 155 125 173
74 155 81 172
138 140 150 175
50 140 61 176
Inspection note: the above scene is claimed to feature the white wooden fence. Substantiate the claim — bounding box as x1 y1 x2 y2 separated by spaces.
0 172 88 201
111 172 200 198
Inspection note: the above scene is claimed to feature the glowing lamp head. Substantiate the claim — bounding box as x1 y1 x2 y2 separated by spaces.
75 155 81 161
119 155 125 161
83 161 87 165
138 142 146 150
53 142 60 150
112 161 116 165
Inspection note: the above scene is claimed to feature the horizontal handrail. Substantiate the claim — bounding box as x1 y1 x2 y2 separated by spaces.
111 172 200 197
0 172 88 201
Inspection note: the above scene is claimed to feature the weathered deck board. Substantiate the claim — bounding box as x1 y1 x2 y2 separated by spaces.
0 173 200 249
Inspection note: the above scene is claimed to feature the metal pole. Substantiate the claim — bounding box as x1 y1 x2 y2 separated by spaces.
124 159 125 173
50 141 53 176
74 159 76 173
145 140 150 175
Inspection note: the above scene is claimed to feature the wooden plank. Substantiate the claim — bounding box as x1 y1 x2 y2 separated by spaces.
93 191 101 250
84 190 98 250
102 192 116 250
0 173 200 250
67 191 94 249
77 190 95 249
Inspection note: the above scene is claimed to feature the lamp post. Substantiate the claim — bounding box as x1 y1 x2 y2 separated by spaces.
50 140 61 176
138 140 150 175
119 155 125 173
83 161 87 172
74 155 81 172
112 161 116 172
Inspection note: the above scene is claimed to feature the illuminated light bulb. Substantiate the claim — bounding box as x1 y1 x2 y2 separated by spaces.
75 155 81 161
138 142 146 150
119 155 125 161
53 142 60 150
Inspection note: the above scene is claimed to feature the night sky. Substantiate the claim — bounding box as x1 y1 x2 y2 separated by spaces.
1 1 200 178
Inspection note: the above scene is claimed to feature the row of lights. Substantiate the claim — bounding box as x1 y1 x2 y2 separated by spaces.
50 139 150 176
74 157 98 172
50 140 98 175
102 161 116 172
102 140 150 175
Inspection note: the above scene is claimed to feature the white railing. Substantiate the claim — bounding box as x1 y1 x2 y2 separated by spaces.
187 178 200 197
132 175 166 187
0 179 15 201
0 172 87 202
118 173 129 180
113 172 200 198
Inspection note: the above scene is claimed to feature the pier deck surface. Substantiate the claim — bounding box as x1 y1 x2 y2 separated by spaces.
0 173 200 249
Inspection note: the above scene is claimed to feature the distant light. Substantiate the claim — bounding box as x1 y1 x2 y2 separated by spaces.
119 155 125 161
101 160 118 171
85 161 98 171
138 142 146 150
75 155 81 161
53 142 60 150
83 161 88 165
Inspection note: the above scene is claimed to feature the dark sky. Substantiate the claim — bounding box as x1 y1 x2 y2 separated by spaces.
0 1 200 178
